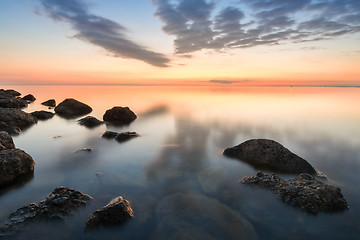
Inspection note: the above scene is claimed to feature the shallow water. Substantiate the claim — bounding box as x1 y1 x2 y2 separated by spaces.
1 85 360 239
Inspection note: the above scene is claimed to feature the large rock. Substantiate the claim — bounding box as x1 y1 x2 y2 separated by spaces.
0 91 28 108
0 108 38 130
103 107 137 125
22 94 36 102
0 187 92 236
241 172 348 214
0 149 35 187
41 99 56 107
78 116 104 128
54 98 92 118
0 89 21 97
151 193 258 240
223 139 316 175
85 196 134 229
31 110 55 120
0 131 15 150
0 121 21 135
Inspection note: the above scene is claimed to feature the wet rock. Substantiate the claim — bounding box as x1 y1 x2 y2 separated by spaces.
0 131 15 150
85 196 134 229
223 139 317 175
102 131 118 139
0 121 21 135
103 106 137 125
41 99 56 107
0 89 21 97
31 110 55 120
0 149 35 187
115 132 139 143
241 172 348 214
0 187 92 236
0 108 38 130
54 98 92 118
78 116 104 128
22 94 36 102
151 193 258 240
0 94 28 108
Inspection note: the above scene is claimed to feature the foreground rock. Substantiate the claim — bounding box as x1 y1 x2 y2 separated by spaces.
241 172 348 214
0 108 38 131
0 89 21 97
0 90 28 108
152 193 258 240
103 106 137 125
224 139 317 175
85 196 134 230
0 131 15 150
31 110 55 120
78 116 104 128
0 187 92 236
0 122 21 135
54 98 92 118
41 99 56 107
115 132 139 143
22 94 36 102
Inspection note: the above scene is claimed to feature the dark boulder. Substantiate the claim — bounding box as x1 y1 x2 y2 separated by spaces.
103 107 137 125
0 131 15 150
102 131 119 139
0 93 28 108
41 99 56 107
1 89 21 97
22 94 36 102
0 121 21 135
115 132 139 143
241 172 348 214
85 196 134 229
31 111 55 120
54 98 92 118
224 139 317 175
0 149 35 187
0 108 37 130
78 116 104 128
0 187 92 236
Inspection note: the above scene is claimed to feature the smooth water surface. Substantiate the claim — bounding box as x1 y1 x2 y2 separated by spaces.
1 85 359 239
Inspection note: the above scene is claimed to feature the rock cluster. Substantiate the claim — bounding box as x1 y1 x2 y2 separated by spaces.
241 172 348 214
0 108 38 134
0 89 27 108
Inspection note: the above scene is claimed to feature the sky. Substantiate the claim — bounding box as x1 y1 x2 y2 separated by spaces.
0 0 359 86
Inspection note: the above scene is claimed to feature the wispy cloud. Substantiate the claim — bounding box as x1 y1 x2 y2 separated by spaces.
153 0 360 55
39 0 170 67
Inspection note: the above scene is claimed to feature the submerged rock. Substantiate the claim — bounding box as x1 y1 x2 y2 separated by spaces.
22 94 36 102
115 132 139 143
31 110 55 120
41 99 56 107
0 187 92 236
54 98 92 118
78 116 104 128
103 106 137 125
102 131 119 139
85 196 134 230
0 131 15 150
241 172 348 214
0 108 38 130
151 193 258 240
223 139 317 175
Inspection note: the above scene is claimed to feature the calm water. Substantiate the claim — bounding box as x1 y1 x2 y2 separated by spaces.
1 85 360 239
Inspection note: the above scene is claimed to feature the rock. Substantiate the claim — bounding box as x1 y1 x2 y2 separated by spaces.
115 132 139 143
241 172 348 214
0 92 28 108
103 106 137 125
0 187 92 236
0 149 35 187
54 98 92 118
85 196 134 229
151 193 258 240
0 108 38 130
0 121 21 135
0 131 15 150
78 116 104 128
1 89 21 97
22 94 36 102
31 111 55 120
223 139 317 175
41 99 56 107
102 131 119 139
75 148 93 153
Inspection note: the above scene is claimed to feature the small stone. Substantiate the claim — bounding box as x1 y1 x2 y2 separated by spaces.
115 132 139 143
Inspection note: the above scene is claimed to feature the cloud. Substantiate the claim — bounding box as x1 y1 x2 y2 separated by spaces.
153 0 360 55
39 0 170 67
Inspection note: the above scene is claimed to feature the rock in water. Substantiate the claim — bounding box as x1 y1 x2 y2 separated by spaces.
115 132 139 143
102 131 119 139
0 187 92 236
85 196 134 229
22 94 36 102
103 107 137 125
78 116 104 128
54 98 92 118
0 108 38 130
0 90 28 108
41 99 56 107
223 139 316 175
241 172 348 214
1 89 21 97
0 149 35 187
0 121 21 135
0 131 15 150
31 111 55 120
